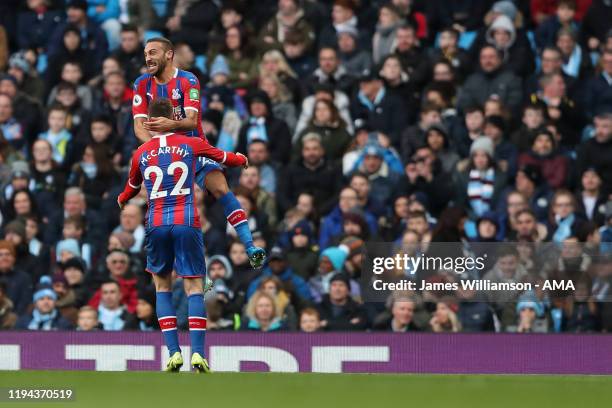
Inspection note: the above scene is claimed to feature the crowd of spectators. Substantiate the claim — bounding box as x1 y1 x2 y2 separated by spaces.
0 0 611 334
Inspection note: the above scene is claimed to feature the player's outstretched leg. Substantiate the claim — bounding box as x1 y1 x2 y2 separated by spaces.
156 290 183 372
201 168 266 269
185 279 211 373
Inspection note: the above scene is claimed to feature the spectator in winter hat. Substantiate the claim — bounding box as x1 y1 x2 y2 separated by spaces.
509 291 547 333
350 66 406 146
55 238 81 263
61 257 90 308
308 246 360 303
317 271 368 330
479 13 534 78
237 89 292 165
336 24 372 77
500 164 553 223
15 275 73 330
132 287 159 331
285 219 319 279
454 137 507 218
518 128 569 189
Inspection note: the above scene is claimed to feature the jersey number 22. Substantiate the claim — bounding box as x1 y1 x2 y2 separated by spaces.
144 162 190 199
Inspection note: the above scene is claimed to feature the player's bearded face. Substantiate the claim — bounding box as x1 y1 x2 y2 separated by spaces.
145 45 171 76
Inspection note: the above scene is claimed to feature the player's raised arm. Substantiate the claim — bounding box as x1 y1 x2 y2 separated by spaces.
118 148 144 208
190 138 248 168
133 77 152 143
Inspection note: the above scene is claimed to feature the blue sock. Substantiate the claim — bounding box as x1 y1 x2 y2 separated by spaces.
188 293 207 357
156 291 180 356
220 192 254 249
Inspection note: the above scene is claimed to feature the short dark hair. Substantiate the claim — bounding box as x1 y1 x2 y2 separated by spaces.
121 23 139 33
558 0 577 10
349 171 369 184
100 279 120 290
148 98 173 119
48 103 67 116
145 36 174 52
440 27 460 38
407 210 427 221
464 105 484 115
92 113 113 126
56 81 77 94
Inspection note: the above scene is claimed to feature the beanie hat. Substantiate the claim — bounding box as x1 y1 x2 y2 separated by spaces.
56 239 81 262
336 25 359 38
363 143 384 158
289 219 315 243
138 287 156 307
52 272 68 286
206 85 235 108
320 247 348 271
268 245 286 261
470 136 495 157
68 0 88 11
210 55 230 78
11 161 31 179
477 211 499 230
329 272 351 288
339 236 365 258
61 257 87 273
9 52 31 72
33 276 58 302
4 220 26 241
492 1 518 20
516 291 544 317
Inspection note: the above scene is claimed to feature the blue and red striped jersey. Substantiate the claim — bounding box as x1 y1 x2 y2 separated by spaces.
132 68 204 139
118 133 247 228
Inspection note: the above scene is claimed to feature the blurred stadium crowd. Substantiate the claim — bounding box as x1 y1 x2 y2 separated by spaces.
0 0 610 334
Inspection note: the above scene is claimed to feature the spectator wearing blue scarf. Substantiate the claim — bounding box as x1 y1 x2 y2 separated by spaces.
15 276 73 330
236 90 292 165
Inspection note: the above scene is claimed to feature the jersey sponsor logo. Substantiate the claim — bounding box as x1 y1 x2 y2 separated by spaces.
189 88 199 101
133 94 142 106
172 88 181 100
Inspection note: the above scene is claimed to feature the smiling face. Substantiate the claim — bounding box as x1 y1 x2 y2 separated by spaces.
392 300 415 325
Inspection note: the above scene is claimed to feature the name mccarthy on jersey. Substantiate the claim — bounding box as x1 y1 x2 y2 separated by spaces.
140 145 190 166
